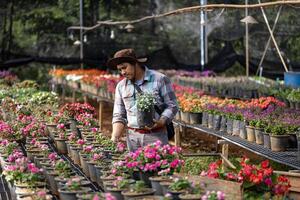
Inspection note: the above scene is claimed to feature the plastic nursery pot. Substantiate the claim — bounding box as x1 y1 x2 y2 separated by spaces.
121 188 155 200
270 135 289 152
149 176 172 196
255 128 264 145
58 187 91 200
189 112 202 125
246 126 256 143
181 112 190 124
263 133 271 149
179 193 202 200
239 121 247 140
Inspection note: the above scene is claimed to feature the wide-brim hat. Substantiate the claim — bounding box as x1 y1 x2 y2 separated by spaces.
107 48 147 68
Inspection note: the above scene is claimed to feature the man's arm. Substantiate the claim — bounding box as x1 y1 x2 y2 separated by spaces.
111 83 127 141
111 122 125 142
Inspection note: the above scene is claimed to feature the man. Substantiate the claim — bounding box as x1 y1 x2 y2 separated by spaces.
107 48 178 151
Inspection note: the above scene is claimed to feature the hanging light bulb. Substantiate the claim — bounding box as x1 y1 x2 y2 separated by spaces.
124 24 134 32
83 35 87 43
73 40 81 45
69 32 74 40
110 30 115 39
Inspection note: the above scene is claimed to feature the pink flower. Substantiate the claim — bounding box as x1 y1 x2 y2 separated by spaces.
57 123 65 129
48 153 58 161
264 177 273 186
28 163 40 174
77 139 85 145
105 193 116 200
217 191 225 200
117 142 126 152
170 159 179 168
84 145 93 153
93 194 100 200
37 190 47 198
91 127 98 132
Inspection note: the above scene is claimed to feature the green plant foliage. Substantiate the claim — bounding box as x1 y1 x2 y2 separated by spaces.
182 156 217 175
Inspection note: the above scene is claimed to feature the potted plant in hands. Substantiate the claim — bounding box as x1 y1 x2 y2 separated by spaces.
121 181 155 199
136 92 156 128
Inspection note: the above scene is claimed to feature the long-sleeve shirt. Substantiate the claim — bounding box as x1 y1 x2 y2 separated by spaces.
112 67 178 129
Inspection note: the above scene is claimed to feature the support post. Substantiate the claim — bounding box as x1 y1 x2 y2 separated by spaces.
175 124 181 147
258 0 288 72
83 95 88 103
61 84 65 104
256 4 283 75
200 0 208 70
245 0 249 77
72 90 76 103
98 100 104 131
218 140 229 170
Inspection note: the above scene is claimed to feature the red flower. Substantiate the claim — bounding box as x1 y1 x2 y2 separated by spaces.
261 160 269 169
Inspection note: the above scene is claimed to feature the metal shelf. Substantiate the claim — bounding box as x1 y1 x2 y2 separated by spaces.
173 121 300 170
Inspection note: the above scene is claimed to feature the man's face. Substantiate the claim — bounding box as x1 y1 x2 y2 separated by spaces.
117 62 135 80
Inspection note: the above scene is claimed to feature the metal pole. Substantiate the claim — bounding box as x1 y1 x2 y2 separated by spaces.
80 0 83 69
200 0 207 70
245 0 249 77
258 0 288 72
256 5 283 75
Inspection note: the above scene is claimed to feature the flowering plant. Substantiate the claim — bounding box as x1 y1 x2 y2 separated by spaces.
113 141 184 176
136 92 156 112
201 158 290 198
65 177 83 191
2 158 43 186
75 112 98 127
0 120 14 140
53 159 73 177
59 103 95 119
21 119 47 138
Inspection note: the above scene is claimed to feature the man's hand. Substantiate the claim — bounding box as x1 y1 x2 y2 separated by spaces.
144 116 167 131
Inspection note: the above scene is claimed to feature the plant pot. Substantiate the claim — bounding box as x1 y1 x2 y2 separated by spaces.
149 176 171 196
181 112 190 124
226 118 233 135
270 135 289 152
295 102 300 110
121 188 155 200
130 170 141 181
137 109 155 128
189 113 202 124
288 134 298 149
246 126 256 143
289 101 295 109
201 112 208 127
159 181 172 196
219 116 227 132
106 188 124 200
70 147 82 165
54 138 68 154
232 120 240 136
58 188 90 200
255 128 264 145
79 153 90 177
207 114 214 129
239 121 247 140
87 161 97 182
129 195 165 200
167 190 185 200
179 193 202 200
139 171 155 187
263 133 271 149
213 115 221 131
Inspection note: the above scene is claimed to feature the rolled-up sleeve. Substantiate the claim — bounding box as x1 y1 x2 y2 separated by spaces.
159 76 178 123
112 83 127 125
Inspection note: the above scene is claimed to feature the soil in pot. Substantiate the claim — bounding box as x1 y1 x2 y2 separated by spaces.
121 188 155 200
